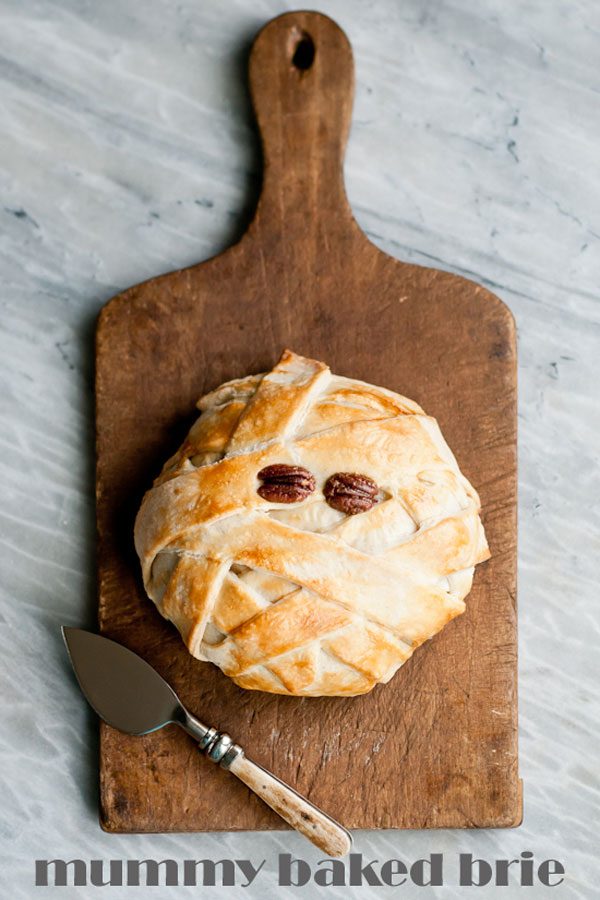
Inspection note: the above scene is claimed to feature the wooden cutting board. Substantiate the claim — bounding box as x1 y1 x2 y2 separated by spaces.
96 10 520 833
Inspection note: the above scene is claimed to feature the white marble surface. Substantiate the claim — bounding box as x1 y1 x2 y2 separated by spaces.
1 0 599 897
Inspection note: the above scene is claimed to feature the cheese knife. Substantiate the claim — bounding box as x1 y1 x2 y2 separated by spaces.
62 627 352 857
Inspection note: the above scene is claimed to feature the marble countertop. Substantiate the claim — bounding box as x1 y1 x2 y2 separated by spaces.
1 1 598 897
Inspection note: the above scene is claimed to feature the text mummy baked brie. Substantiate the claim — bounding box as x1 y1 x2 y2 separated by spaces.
134 349 490 697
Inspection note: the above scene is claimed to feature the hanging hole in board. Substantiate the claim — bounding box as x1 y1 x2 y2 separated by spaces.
291 32 315 71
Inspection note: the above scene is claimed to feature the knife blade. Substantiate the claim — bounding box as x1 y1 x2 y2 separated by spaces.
62 627 352 857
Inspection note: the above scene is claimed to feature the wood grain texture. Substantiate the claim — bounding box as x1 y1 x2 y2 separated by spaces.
96 10 519 832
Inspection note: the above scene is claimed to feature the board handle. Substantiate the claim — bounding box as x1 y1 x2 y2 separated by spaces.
248 11 355 225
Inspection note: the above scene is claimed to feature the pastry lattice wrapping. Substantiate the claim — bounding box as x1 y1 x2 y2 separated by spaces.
135 350 489 696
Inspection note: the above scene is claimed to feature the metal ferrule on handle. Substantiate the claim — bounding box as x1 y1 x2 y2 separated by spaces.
180 712 243 769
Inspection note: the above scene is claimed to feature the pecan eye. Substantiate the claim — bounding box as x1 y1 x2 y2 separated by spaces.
323 472 380 515
257 464 316 503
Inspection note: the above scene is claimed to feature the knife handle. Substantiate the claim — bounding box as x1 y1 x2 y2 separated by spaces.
227 753 352 858
194 726 351 857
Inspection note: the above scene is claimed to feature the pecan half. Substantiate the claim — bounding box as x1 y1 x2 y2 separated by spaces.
257 464 316 503
323 472 380 515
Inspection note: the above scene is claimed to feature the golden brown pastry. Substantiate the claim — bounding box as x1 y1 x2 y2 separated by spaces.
134 350 489 696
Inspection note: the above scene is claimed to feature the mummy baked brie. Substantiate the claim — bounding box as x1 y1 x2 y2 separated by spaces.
134 350 489 697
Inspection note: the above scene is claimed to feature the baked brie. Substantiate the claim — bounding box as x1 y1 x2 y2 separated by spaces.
134 350 489 696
